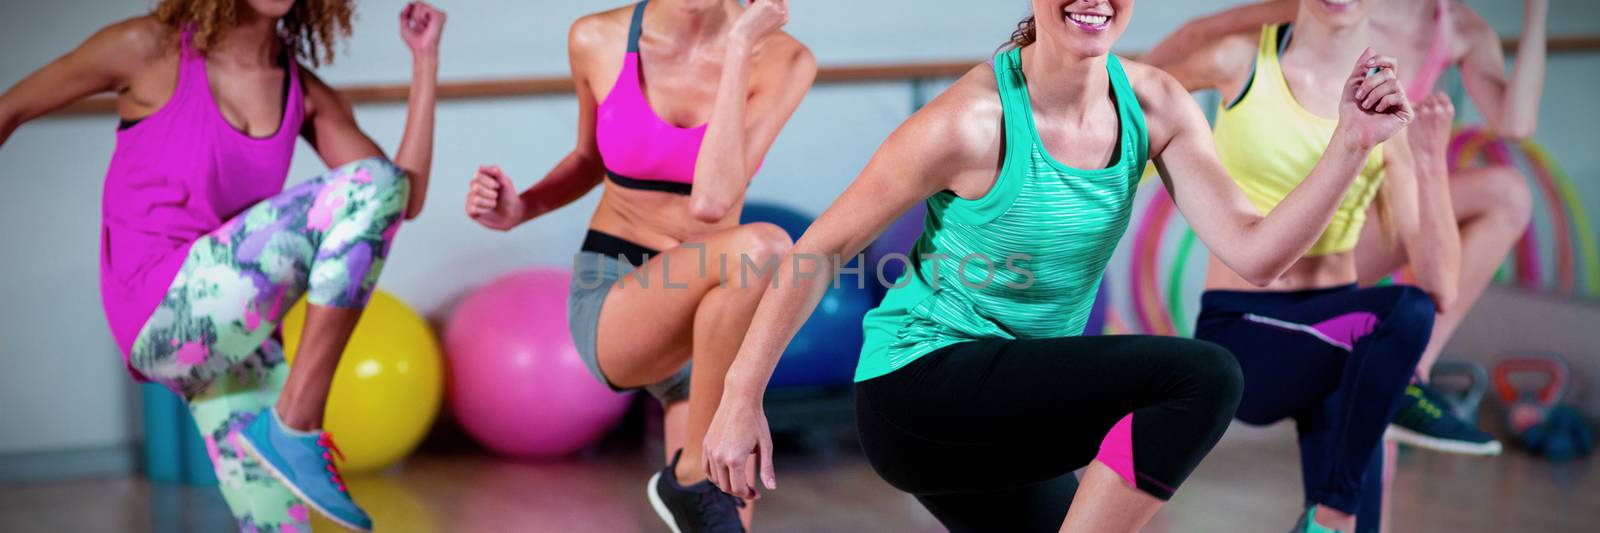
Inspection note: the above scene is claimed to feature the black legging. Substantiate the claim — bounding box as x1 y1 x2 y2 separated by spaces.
854 335 1243 532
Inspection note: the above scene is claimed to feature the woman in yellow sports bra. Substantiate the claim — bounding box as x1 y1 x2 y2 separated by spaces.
1149 0 1542 460
1149 1 1460 532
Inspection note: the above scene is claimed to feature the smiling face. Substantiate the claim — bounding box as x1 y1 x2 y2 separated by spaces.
1300 0 1379 29
1029 0 1132 57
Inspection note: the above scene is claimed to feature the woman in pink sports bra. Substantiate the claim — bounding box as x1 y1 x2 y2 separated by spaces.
464 1 815 531
1150 0 1546 454
0 1 445 531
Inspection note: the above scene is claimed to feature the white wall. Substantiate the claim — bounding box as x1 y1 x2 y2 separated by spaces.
1 0 1596 455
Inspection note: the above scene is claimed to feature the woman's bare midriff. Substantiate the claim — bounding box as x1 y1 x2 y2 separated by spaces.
1204 252 1360 293
587 182 741 252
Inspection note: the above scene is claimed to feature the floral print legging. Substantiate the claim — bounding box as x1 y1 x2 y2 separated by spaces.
128 157 408 532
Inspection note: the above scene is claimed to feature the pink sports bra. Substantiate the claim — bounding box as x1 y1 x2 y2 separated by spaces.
1407 0 1454 99
595 0 709 195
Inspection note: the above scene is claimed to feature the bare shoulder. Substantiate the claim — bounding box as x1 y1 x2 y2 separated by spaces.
1117 57 1211 154
900 64 1004 168
1118 58 1194 119
1144 23 1260 92
1446 1 1498 55
568 6 633 59
86 16 170 66
754 32 816 75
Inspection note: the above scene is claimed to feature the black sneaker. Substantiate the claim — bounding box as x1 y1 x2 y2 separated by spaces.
647 449 746 533
1387 383 1503 456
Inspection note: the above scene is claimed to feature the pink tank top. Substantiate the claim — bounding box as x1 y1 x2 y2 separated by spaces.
1406 0 1454 98
100 29 303 370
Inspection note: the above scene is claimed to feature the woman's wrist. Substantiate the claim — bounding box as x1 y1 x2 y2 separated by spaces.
723 366 767 405
1330 123 1374 156
412 53 440 76
725 39 756 65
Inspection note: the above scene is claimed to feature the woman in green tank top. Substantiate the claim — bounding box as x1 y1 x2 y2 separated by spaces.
701 1 1415 530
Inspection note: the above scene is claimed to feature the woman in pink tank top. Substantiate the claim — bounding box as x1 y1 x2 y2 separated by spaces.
1151 0 1548 450
0 1 447 530
462 1 815 531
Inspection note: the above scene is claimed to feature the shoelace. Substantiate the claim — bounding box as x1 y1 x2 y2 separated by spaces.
697 489 747 533
1405 386 1446 421
316 432 349 493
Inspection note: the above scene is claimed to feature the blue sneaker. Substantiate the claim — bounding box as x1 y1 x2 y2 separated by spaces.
238 408 372 531
1387 383 1503 456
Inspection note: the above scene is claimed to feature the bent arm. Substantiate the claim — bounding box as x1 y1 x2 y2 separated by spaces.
1458 2 1546 140
689 42 817 222
1142 0 1295 80
1385 136 1461 310
1144 21 1260 94
720 86 981 399
1154 87 1376 286
515 64 608 223
301 59 438 220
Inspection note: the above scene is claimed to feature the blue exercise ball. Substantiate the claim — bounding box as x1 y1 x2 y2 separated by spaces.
771 282 875 388
741 202 873 388
740 202 813 239
865 202 927 299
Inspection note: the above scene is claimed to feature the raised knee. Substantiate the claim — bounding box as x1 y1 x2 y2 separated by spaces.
737 222 795 266
1490 166 1534 229
1390 286 1438 327
1192 341 1245 411
1384 286 1438 360
341 157 411 205
1165 339 1244 417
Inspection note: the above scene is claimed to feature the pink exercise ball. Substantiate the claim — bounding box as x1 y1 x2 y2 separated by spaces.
444 268 633 459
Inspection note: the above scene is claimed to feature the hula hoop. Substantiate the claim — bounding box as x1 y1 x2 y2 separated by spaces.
1130 191 1177 336
1166 228 1198 338
1523 141 1600 296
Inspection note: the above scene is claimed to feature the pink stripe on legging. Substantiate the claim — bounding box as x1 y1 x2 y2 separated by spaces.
1096 414 1136 488
1242 311 1379 352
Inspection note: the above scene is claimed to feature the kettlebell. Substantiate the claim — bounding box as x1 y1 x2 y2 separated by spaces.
1429 359 1489 424
1491 354 1568 436
1524 405 1596 462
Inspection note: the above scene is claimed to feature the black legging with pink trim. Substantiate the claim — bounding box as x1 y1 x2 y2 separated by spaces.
853 335 1243 532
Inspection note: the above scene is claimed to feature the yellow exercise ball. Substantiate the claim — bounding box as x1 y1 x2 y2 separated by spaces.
282 290 443 475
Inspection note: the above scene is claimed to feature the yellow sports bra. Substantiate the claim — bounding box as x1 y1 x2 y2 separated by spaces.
1213 24 1386 256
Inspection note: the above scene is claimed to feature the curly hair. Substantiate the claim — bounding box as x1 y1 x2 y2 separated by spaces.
1006 16 1037 50
153 0 354 66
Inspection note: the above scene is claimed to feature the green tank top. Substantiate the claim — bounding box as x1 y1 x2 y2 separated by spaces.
855 48 1149 382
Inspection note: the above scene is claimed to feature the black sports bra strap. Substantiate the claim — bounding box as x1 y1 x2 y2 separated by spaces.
627 1 648 53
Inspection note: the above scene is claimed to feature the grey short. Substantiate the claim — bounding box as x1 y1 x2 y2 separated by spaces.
569 250 692 405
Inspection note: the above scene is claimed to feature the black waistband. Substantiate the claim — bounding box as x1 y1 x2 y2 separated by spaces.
606 170 693 196
581 229 659 267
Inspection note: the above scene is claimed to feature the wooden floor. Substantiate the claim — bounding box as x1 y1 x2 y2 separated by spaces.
2 423 1596 532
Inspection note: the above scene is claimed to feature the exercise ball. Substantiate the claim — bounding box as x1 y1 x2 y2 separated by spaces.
282 290 443 475
770 282 876 388
740 202 813 238
741 202 875 388
445 269 632 459
865 202 927 294
741 202 870 288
